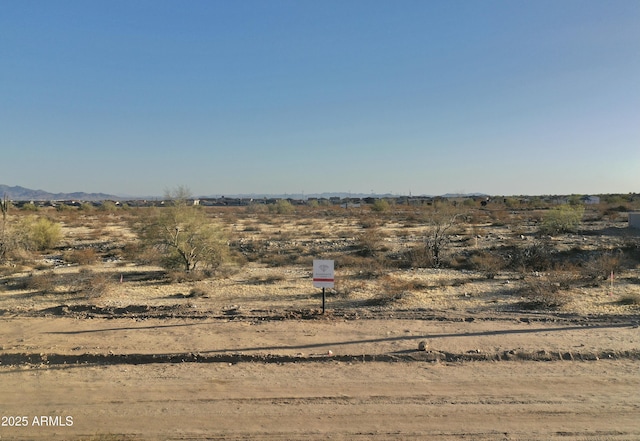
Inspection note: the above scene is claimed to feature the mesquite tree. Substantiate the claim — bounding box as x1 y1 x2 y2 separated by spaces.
138 187 228 273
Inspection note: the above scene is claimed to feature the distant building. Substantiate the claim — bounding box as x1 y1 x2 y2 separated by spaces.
581 195 600 205
629 212 640 229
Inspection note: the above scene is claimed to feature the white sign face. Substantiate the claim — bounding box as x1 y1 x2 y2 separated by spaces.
313 259 335 288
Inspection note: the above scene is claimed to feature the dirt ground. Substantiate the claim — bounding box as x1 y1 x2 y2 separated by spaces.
1 310 639 440
1 206 639 440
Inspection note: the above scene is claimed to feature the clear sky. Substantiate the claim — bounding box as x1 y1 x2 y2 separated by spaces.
1 0 638 197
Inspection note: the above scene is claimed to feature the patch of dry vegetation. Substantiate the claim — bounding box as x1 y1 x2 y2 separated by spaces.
0 196 639 315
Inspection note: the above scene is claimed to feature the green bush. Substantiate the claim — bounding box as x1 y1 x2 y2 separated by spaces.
371 199 390 213
21 202 38 211
539 205 584 235
13 216 62 251
99 201 118 212
137 198 229 274
269 199 295 215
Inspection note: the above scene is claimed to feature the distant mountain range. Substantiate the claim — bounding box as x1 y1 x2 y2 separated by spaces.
0 184 488 201
0 185 120 201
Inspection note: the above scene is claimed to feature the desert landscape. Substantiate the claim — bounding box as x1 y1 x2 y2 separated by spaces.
1 195 639 440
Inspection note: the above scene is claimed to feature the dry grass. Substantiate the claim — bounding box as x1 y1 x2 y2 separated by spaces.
0 201 639 316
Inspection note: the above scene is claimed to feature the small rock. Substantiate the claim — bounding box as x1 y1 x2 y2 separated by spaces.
418 340 428 351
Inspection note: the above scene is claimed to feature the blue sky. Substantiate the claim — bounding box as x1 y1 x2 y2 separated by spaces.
1 0 638 197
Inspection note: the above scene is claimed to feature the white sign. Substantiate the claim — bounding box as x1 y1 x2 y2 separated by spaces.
313 260 334 288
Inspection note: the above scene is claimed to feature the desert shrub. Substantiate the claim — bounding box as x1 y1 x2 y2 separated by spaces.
489 209 509 226
379 278 409 301
230 238 268 262
247 274 286 284
121 241 157 265
621 237 640 264
293 254 315 267
136 190 229 274
21 203 38 211
518 273 577 309
242 224 261 232
355 228 382 257
25 271 58 294
64 248 100 265
538 205 584 235
99 201 118 212
79 203 95 212
334 278 366 298
245 203 269 214
166 270 208 283
509 241 554 273
371 199 390 213
599 204 629 222
75 269 112 299
336 254 369 268
420 206 463 268
359 215 381 229
269 200 295 215
338 255 386 278
55 203 74 212
368 277 406 305
261 252 298 267
215 263 241 279
4 247 36 265
398 244 435 269
0 264 27 277
13 216 62 251
448 252 472 270
470 251 505 279
617 293 640 306
385 275 427 291
581 251 623 282
186 283 210 298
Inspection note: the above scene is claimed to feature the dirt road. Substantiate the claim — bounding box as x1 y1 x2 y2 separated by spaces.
1 313 639 440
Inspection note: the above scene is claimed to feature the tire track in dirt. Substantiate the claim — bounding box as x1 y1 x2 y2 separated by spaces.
6 303 639 325
2 348 639 367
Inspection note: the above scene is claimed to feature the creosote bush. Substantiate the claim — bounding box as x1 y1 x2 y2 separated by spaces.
370 199 390 213
269 199 295 215
13 216 62 251
519 272 578 309
539 205 584 235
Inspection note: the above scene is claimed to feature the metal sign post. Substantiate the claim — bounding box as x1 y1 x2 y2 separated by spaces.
313 260 334 314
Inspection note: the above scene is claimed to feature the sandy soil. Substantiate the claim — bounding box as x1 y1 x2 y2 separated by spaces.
1 208 639 440
1 312 639 440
